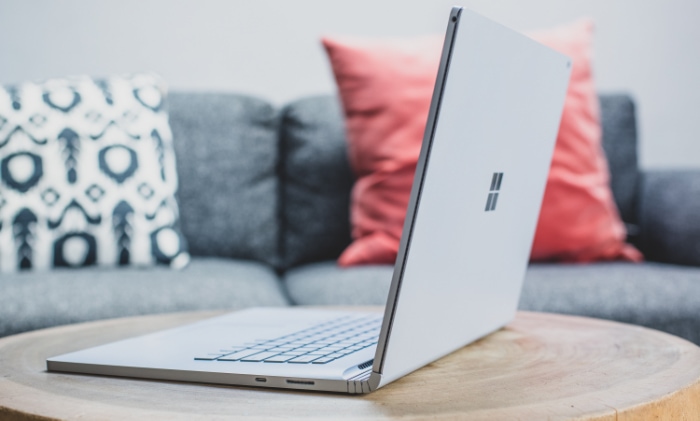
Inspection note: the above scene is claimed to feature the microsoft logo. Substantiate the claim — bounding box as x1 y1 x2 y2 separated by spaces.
485 172 503 212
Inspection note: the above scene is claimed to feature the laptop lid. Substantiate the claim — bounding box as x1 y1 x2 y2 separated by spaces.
369 7 571 389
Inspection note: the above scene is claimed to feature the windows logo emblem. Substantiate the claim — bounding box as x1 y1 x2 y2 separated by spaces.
485 172 503 212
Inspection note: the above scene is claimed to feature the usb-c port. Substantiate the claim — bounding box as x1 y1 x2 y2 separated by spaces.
255 377 267 383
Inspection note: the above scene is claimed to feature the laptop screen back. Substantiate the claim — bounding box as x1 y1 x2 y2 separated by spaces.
373 8 572 387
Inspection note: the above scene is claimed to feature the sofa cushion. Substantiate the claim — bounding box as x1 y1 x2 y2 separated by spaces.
321 34 441 266
169 93 280 268
520 262 700 345
0 74 189 271
283 261 392 306
638 170 700 265
599 94 640 228
528 22 641 263
0 257 290 337
321 22 640 265
279 96 354 270
284 260 699 345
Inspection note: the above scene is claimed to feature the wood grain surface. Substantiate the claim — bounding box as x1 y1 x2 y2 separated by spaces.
1 309 699 420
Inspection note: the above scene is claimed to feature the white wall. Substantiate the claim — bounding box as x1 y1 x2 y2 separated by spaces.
1 0 698 168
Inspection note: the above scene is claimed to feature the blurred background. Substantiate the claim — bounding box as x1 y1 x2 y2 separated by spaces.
1 0 698 168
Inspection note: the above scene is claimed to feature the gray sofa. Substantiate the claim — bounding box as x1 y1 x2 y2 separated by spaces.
2 92 699 346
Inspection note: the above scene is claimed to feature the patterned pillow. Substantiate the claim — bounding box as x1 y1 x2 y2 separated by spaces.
0 73 189 272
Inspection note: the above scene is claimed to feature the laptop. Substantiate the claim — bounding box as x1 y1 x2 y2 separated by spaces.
47 7 571 394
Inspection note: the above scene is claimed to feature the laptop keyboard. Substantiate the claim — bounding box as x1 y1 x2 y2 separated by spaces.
194 314 382 364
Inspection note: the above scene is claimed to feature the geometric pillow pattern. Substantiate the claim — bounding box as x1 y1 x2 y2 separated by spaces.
0 73 189 272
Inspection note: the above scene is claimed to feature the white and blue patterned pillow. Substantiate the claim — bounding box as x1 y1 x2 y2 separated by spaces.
0 73 189 272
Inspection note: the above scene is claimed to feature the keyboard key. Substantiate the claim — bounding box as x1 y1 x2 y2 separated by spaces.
267 346 295 352
264 354 297 363
288 354 324 364
218 350 262 361
321 345 345 351
311 356 337 364
219 347 245 354
305 335 326 341
240 352 280 362
293 346 320 352
282 350 309 356
194 353 226 361
243 343 269 350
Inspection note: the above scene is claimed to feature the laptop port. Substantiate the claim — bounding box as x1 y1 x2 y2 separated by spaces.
286 379 315 386
254 377 267 383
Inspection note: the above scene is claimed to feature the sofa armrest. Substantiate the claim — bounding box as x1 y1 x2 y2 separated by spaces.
638 169 700 265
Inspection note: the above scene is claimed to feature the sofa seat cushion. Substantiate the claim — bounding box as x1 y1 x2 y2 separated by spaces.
285 261 699 345
284 261 393 306
521 262 700 345
0 257 290 337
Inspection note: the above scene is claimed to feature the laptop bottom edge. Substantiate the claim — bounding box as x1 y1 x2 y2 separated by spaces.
47 360 375 394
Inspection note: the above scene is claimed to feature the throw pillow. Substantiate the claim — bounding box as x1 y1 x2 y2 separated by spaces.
528 22 641 262
323 19 642 266
323 35 443 266
0 73 189 272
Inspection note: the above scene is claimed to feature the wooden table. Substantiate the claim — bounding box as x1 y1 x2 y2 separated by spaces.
1 309 699 420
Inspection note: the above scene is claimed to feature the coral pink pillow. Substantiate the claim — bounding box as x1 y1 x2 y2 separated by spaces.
323 20 642 266
528 22 641 262
322 35 443 266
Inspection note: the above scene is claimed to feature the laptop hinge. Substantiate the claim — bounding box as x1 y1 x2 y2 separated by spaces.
348 371 382 394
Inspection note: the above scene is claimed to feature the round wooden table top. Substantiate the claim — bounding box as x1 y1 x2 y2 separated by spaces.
1 309 699 421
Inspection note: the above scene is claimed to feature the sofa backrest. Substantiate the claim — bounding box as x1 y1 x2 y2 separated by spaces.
599 94 640 229
169 92 281 268
278 94 641 269
278 96 353 269
168 92 640 270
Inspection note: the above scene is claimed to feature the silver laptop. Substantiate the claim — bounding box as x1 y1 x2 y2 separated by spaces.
47 7 571 394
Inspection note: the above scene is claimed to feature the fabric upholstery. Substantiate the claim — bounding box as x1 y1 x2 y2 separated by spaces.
521 262 700 345
169 93 280 268
4 87 698 353
529 21 641 263
277 93 642 269
599 94 640 228
322 22 640 266
0 257 290 337
284 261 393 306
279 96 354 270
322 35 442 266
638 170 700 266
0 74 189 271
284 261 700 345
